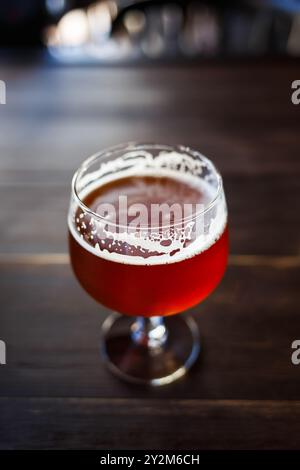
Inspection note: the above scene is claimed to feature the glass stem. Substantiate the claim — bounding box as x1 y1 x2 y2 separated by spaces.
131 316 168 349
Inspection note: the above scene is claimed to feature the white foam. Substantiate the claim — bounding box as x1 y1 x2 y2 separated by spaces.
68 150 227 266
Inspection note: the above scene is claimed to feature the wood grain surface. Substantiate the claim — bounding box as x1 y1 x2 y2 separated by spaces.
0 58 300 449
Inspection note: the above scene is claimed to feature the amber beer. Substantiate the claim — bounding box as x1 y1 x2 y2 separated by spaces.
69 174 228 317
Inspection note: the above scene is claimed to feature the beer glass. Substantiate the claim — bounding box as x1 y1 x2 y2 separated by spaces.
68 143 228 385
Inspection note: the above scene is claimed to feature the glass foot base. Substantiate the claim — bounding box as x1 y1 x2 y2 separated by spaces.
101 313 200 386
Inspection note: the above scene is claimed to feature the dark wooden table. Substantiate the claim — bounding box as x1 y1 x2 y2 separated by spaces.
0 58 300 449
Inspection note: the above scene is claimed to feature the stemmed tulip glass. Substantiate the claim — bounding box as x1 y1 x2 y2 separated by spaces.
68 143 228 385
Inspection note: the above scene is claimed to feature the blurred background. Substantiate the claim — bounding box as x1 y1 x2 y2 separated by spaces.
1 0 300 62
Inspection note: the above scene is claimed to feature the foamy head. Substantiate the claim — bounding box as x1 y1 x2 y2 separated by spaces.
68 145 227 266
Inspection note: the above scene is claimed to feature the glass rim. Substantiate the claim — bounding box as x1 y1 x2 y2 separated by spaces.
71 142 224 230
